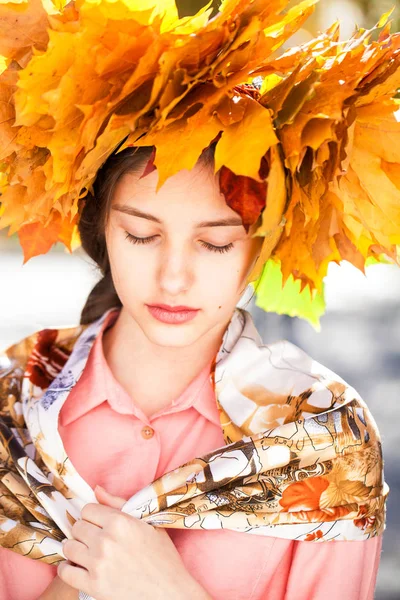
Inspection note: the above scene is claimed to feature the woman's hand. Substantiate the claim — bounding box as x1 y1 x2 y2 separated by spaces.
58 484 211 600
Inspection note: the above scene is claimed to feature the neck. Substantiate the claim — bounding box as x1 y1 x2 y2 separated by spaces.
101 307 233 409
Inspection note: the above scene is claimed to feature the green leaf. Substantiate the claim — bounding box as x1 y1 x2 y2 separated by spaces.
365 252 395 266
251 258 326 330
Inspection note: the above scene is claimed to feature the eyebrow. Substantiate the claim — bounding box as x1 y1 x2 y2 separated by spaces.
111 204 244 227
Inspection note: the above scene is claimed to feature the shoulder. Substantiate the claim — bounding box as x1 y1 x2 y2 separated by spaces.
263 337 352 383
1 322 89 364
238 333 386 471
0 322 91 422
266 340 389 538
246 335 366 410
0 323 91 395
271 338 385 437
0 308 115 379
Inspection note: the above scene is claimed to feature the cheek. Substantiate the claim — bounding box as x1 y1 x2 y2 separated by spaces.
106 231 254 306
197 253 248 300
107 236 154 294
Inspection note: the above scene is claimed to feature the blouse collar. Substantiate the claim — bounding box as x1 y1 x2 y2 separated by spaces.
59 307 221 427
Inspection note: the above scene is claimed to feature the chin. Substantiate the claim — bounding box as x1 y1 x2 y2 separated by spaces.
143 322 204 348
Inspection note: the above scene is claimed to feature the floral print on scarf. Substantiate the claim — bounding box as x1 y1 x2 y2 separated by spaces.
0 307 389 565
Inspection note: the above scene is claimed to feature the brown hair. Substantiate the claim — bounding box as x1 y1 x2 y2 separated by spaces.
78 142 216 325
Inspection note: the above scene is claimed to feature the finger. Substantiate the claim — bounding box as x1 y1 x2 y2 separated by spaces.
72 518 101 546
57 560 91 595
62 539 90 570
94 484 126 509
81 502 118 527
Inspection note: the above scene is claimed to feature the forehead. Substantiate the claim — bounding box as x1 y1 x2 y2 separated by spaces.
111 161 238 219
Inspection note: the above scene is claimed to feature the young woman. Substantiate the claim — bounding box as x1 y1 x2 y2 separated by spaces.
0 144 384 600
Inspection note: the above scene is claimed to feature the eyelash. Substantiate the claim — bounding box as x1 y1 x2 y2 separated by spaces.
124 232 234 254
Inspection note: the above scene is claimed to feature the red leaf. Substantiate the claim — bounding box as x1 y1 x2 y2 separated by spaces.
219 165 267 232
139 147 157 179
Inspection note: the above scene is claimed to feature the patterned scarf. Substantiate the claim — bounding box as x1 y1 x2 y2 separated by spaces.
0 307 389 568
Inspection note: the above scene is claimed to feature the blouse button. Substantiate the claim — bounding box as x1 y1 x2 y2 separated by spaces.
141 425 154 439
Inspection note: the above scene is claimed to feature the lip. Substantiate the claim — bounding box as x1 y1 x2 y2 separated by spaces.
148 303 199 312
146 304 200 324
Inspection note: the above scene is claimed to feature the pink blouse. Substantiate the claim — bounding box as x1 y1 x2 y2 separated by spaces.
0 309 383 599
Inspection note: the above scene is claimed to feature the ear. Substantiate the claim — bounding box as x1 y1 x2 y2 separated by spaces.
94 484 126 510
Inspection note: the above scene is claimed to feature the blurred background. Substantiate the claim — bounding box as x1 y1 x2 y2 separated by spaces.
0 1 399 598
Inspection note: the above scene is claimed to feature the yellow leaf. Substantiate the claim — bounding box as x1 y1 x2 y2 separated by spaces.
78 0 178 29
331 167 400 248
263 0 319 40
42 0 68 13
135 109 223 191
1 0 399 299
301 117 334 150
382 158 400 190
0 69 21 161
246 144 287 283
215 97 278 181
320 478 372 508
165 0 213 34
260 74 283 95
377 7 396 28
0 183 27 235
354 103 400 163
74 125 132 188
351 147 400 229
0 55 7 75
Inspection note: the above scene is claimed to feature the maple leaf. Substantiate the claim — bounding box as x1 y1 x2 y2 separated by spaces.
0 0 50 62
0 0 399 325
0 0 314 255
249 10 400 320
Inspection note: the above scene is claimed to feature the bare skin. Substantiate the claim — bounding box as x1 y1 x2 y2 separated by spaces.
38 576 78 600
102 160 263 418
39 159 263 598
39 486 212 600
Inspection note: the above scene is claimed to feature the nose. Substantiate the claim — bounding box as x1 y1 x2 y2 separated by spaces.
158 240 193 296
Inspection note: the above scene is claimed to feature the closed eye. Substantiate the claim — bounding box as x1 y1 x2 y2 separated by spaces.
124 232 156 245
124 232 234 254
200 241 234 254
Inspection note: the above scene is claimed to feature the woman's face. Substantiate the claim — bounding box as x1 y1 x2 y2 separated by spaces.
104 158 263 348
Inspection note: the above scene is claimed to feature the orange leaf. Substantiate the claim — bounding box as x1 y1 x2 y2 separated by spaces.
279 477 330 512
304 529 324 541
18 212 62 263
0 0 49 61
58 211 79 252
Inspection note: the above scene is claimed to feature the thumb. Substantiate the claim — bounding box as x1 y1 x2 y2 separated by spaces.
94 484 126 510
